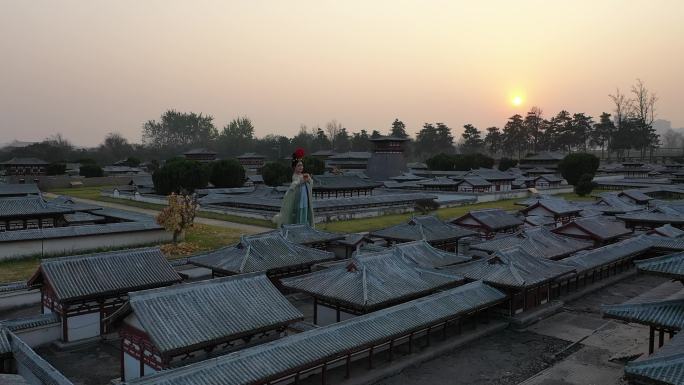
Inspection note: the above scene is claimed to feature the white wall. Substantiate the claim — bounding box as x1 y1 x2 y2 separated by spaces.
66 312 100 341
13 323 61 348
0 289 40 311
124 351 140 381
0 230 173 260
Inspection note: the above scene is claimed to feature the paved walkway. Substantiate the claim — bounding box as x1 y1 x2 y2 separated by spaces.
45 194 270 234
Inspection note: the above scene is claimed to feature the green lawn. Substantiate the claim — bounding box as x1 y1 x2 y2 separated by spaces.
320 198 523 233
321 192 600 233
0 223 245 283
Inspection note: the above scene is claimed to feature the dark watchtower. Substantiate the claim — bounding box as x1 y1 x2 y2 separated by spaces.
365 136 409 181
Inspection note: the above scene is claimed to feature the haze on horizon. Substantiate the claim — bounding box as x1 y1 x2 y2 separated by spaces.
1 0 683 147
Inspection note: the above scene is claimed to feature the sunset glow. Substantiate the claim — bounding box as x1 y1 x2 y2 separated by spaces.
512 96 523 107
1 1 683 144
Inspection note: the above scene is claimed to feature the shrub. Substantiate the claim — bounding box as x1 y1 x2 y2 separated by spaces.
498 157 518 171
303 156 325 175
415 199 440 214
209 159 245 188
79 164 103 178
261 162 292 186
46 163 67 176
558 153 600 186
153 158 209 194
574 173 596 196
426 153 495 171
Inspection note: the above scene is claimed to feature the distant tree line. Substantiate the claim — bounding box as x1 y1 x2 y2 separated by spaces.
0 79 664 173
460 79 661 160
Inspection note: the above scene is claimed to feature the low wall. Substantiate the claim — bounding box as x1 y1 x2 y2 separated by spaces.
0 229 173 260
13 321 62 348
9 175 137 190
0 288 40 312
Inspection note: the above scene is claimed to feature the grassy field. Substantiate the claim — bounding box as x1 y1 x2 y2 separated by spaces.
318 198 523 233
48 186 274 228
0 223 245 284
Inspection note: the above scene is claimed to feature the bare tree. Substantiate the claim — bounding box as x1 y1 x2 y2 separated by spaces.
325 119 342 151
608 88 633 130
608 88 634 160
630 79 659 158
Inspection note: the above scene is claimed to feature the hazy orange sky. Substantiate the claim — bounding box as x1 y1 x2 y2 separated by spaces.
1 0 683 146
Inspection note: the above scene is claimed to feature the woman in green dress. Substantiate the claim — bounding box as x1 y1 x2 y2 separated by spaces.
273 149 314 227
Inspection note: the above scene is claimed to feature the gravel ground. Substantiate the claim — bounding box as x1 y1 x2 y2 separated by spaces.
36 340 121 385
375 330 578 385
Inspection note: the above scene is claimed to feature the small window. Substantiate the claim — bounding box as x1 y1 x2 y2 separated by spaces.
9 221 24 230
41 218 54 228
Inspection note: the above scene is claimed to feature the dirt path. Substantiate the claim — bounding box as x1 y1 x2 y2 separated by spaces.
45 194 270 234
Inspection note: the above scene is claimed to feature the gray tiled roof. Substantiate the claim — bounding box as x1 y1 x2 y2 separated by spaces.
418 177 460 187
617 212 684 225
0 374 30 385
276 224 345 245
328 151 372 160
49 195 102 211
183 148 216 155
458 177 493 187
0 157 49 165
110 274 302 355
465 168 516 181
619 189 653 203
93 207 157 222
1 314 60 332
0 328 10 355
453 209 523 231
370 215 476 243
554 216 632 241
0 183 40 197
521 199 582 216
386 240 472 267
189 232 335 275
651 224 684 239
593 193 643 214
0 327 73 384
444 246 575 288
565 236 684 274
471 226 592 260
624 332 684 385
0 221 164 243
62 212 104 223
523 215 556 227
534 174 563 183
281 251 463 310
637 252 684 280
127 281 506 385
313 175 381 189
28 247 182 302
603 297 684 330
0 281 28 293
0 196 74 218
515 194 567 207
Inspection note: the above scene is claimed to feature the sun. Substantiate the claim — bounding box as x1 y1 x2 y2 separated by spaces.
512 95 523 107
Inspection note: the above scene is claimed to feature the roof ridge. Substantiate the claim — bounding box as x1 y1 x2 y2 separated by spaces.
41 246 161 263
